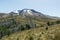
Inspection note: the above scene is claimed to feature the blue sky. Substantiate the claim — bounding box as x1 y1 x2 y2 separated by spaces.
0 0 60 17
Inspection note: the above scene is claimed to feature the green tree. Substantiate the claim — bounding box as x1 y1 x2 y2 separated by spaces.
47 22 51 26
56 20 60 24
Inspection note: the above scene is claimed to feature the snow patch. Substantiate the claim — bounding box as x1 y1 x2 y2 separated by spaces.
27 10 33 15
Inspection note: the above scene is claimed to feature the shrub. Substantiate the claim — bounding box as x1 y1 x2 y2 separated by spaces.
29 36 34 40
17 37 19 40
25 24 31 30
47 22 51 26
25 36 34 40
20 25 25 31
55 20 60 24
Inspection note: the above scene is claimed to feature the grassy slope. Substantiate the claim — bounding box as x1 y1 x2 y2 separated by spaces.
0 15 59 40
1 24 60 40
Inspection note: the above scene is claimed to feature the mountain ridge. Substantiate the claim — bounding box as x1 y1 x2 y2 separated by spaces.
0 9 60 19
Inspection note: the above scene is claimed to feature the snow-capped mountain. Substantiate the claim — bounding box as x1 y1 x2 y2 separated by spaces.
18 9 46 18
17 9 60 19
8 8 58 20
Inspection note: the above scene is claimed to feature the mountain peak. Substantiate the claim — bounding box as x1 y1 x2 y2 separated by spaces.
17 8 45 17
18 9 34 16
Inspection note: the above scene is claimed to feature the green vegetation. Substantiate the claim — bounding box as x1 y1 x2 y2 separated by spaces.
53 32 60 40
0 13 60 40
1 24 60 40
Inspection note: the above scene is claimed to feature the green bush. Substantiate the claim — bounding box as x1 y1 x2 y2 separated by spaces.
55 20 60 24
17 37 19 40
29 36 34 40
25 36 34 40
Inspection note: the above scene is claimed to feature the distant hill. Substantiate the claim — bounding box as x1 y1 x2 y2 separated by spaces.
0 13 8 17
